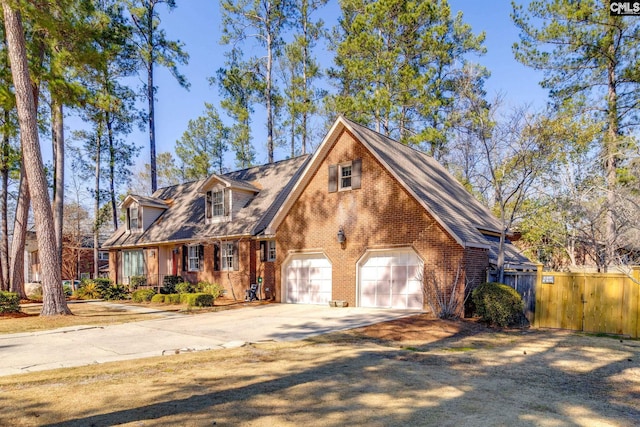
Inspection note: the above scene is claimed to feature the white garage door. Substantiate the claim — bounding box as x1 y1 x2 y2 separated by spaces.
359 249 423 309
284 253 332 305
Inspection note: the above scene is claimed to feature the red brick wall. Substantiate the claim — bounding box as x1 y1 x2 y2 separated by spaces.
275 129 473 312
183 240 253 300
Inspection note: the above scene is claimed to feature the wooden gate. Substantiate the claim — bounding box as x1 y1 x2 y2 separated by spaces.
535 268 640 338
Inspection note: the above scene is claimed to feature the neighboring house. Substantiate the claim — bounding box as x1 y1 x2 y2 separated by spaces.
102 156 310 299
104 116 532 312
26 232 109 282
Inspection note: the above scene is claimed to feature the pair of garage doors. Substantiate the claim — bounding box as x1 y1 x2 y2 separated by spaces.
283 249 423 309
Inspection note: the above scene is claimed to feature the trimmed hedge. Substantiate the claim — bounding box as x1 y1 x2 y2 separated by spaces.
181 293 214 307
0 291 20 313
150 294 183 304
132 288 156 303
472 282 525 327
150 294 166 303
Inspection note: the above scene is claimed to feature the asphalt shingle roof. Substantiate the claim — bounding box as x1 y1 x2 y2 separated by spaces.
103 155 310 248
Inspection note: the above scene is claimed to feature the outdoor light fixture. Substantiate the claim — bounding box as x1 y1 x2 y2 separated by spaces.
337 226 346 244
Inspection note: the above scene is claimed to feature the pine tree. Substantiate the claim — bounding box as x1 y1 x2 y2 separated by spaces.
330 0 486 158
512 0 640 269
175 103 229 179
127 0 188 193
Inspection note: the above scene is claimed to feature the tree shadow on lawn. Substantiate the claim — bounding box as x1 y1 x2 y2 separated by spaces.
39 327 640 427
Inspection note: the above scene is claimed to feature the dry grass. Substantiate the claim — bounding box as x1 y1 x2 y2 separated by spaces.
0 297 252 335
0 316 638 426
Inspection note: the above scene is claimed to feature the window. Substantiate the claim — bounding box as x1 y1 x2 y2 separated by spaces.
328 159 361 193
339 164 352 189
212 190 224 217
222 242 237 270
188 245 201 271
128 206 139 230
267 241 276 261
98 251 109 261
123 250 144 280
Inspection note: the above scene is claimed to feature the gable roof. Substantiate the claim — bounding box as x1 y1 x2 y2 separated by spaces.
267 116 521 252
103 155 310 248
121 194 167 210
197 174 260 193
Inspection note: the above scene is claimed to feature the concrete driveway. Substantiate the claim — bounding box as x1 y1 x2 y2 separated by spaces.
0 302 420 377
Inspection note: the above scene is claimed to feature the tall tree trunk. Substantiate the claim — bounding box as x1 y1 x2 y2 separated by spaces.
147 4 157 193
106 111 118 230
94 120 103 279
52 99 64 265
266 27 274 163
604 21 619 271
0 110 9 291
9 168 28 299
2 3 70 315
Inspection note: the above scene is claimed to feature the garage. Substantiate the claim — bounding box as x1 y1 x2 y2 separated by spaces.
283 253 332 304
359 249 423 309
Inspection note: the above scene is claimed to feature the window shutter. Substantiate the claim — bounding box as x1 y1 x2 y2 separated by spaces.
182 245 187 271
223 189 230 216
352 158 362 189
126 208 130 230
233 242 239 271
213 244 220 271
259 241 266 262
137 206 142 229
206 191 212 219
328 165 337 193
198 245 204 270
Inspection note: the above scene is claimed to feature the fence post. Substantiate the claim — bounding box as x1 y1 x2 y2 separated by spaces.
533 264 543 328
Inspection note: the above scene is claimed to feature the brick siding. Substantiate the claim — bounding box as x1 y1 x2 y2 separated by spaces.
275 129 481 314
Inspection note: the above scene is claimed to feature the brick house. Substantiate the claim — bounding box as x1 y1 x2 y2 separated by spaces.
103 156 310 300
104 116 531 311
26 232 109 282
265 117 531 311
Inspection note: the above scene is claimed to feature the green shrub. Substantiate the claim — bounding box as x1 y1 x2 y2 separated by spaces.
76 282 101 300
197 282 224 299
182 292 214 307
0 291 20 313
102 284 129 301
472 282 525 327
162 275 182 294
175 281 195 294
151 294 166 303
129 276 147 290
166 294 181 304
132 288 156 303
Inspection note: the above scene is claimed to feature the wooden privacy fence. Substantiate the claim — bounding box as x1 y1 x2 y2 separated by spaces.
535 268 640 338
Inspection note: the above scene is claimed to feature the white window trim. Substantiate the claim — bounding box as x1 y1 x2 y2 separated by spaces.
222 242 235 271
212 190 224 217
188 245 201 272
338 162 352 191
98 251 109 261
129 206 139 231
267 240 276 261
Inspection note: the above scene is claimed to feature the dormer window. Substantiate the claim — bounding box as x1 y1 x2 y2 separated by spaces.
127 204 142 232
206 189 229 221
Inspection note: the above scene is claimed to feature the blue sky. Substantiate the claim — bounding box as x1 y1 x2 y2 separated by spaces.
82 0 550 175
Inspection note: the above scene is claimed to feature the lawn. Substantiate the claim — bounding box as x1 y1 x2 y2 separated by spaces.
0 307 638 426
